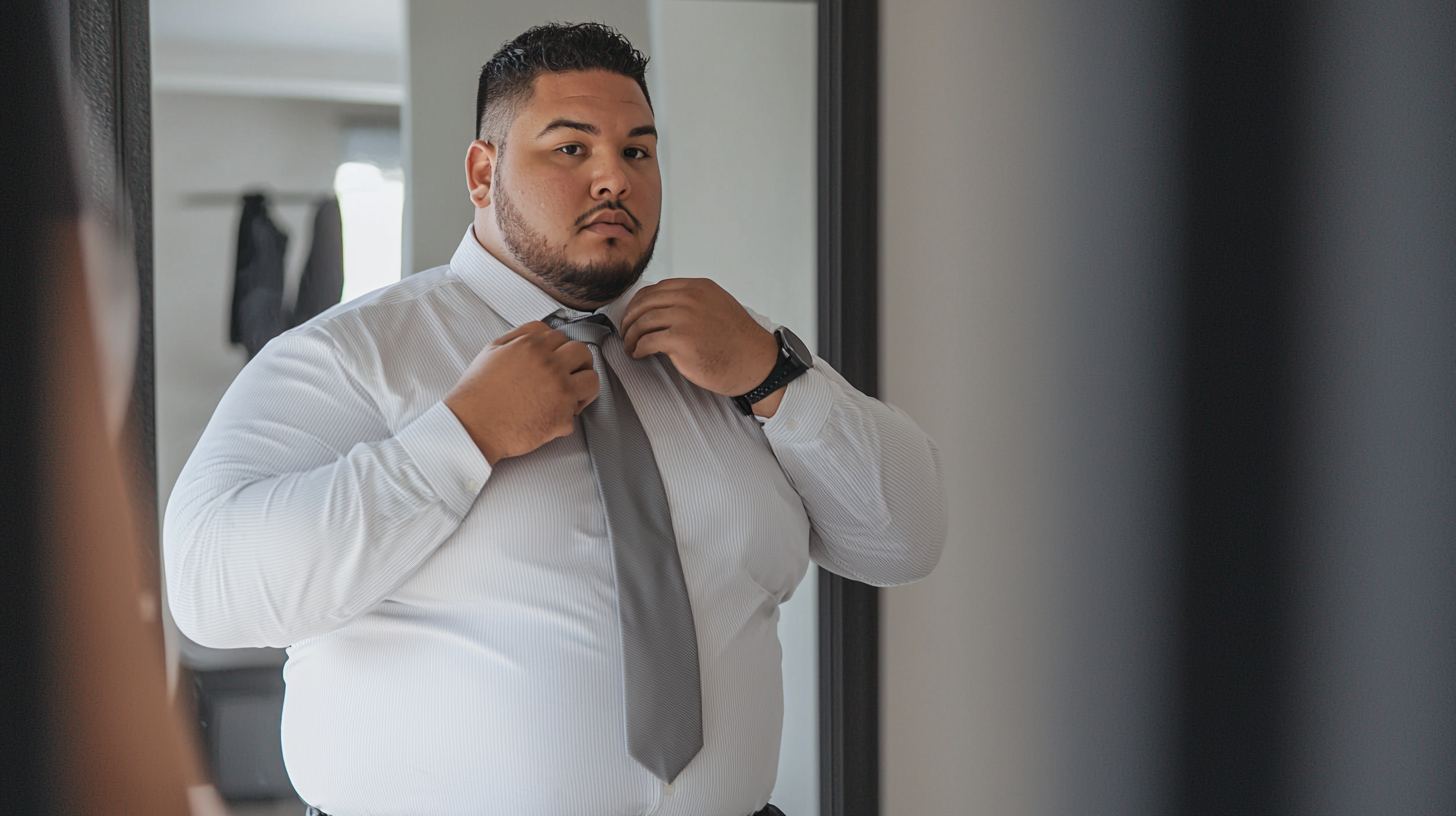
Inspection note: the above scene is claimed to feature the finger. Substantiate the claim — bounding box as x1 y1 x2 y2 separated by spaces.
569 368 600 412
621 289 692 335
622 278 706 318
648 276 702 291
621 306 682 355
628 277 696 300
489 321 544 346
504 327 568 352
554 339 596 374
536 327 571 351
644 277 711 298
493 321 565 352
621 289 671 331
630 326 677 359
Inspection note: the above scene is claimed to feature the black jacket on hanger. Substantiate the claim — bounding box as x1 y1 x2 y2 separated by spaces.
229 193 288 359
290 196 344 328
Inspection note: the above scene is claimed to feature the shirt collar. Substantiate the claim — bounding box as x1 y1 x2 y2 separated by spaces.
450 226 645 333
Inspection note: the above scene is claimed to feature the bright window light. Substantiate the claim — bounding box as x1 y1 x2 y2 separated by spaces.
334 161 404 303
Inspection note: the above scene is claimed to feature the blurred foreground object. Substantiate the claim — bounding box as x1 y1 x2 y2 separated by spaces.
0 0 206 813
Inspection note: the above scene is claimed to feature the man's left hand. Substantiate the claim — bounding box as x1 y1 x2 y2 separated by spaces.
621 279 784 415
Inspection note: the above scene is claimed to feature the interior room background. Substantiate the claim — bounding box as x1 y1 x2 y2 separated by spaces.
16 0 1450 814
150 1 819 813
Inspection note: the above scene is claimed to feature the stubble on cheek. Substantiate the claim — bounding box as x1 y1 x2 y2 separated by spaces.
494 181 657 305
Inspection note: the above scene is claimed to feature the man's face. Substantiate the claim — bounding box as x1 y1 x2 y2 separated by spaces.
485 70 661 306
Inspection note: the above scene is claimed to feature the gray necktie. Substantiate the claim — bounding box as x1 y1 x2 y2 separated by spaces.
548 313 704 783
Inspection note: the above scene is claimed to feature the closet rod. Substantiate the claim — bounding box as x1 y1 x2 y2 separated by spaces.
182 190 333 208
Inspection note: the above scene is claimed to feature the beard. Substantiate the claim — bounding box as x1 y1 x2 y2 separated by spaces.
494 174 658 306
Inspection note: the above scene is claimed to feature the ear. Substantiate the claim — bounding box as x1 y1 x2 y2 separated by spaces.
465 140 498 209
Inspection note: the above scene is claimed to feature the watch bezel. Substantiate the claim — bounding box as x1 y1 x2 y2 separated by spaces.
777 327 813 370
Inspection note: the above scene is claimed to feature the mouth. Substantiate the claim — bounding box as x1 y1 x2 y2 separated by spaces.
575 202 641 238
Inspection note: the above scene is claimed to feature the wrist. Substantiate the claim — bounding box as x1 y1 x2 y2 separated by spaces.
736 328 780 396
750 386 787 418
443 396 505 466
731 326 814 417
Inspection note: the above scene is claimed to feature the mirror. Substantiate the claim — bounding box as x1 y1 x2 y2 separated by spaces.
151 1 819 812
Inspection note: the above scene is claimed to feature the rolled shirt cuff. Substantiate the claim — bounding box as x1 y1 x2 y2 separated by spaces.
760 364 836 445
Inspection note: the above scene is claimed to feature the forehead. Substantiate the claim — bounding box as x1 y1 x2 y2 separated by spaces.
514 70 654 131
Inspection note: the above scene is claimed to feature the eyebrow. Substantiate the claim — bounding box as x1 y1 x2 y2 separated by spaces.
534 119 658 140
537 119 598 138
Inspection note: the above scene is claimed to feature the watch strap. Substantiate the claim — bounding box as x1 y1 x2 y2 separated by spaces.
732 331 811 415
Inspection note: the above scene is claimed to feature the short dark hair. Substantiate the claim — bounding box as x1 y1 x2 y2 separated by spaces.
475 22 651 144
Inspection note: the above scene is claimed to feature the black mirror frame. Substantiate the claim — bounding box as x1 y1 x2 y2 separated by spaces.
96 0 884 811
816 1 881 816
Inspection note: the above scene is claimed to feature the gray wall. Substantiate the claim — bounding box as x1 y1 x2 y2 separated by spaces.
647 0 817 341
879 3 1176 814
1289 2 1456 812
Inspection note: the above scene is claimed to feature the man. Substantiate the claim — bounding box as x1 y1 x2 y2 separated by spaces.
165 22 944 816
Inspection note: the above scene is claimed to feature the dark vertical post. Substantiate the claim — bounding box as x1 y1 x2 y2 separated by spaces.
0 1 80 812
818 1 880 815
1175 3 1300 813
120 0 156 561
1286 3 1456 812
67 0 157 610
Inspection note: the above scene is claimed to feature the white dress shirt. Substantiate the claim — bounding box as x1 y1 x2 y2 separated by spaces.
164 229 945 816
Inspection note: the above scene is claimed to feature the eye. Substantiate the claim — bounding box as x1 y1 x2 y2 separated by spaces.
557 144 584 156
624 146 651 160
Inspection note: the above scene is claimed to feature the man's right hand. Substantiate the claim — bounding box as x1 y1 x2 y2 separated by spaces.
444 322 599 466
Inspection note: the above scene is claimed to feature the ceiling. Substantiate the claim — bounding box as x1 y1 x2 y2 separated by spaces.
150 0 404 54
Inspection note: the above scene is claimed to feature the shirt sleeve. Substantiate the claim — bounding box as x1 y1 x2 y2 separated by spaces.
760 357 947 587
163 325 492 649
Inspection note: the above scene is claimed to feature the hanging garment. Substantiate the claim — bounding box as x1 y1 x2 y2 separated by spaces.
230 194 288 359
290 196 344 328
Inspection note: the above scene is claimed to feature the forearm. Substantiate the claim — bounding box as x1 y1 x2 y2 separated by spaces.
763 363 946 586
163 323 493 648
164 402 487 648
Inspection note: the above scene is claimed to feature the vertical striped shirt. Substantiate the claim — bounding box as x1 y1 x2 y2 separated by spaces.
164 229 945 816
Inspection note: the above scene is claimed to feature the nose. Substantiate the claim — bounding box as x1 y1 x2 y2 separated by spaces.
590 153 631 201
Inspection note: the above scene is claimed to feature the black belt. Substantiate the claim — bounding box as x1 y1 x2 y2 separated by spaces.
306 804 787 816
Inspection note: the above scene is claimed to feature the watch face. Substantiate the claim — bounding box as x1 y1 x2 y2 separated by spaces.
778 328 813 369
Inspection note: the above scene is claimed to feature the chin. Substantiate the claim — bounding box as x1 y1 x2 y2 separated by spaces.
571 242 641 267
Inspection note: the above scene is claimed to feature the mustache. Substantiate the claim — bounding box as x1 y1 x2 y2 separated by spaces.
573 200 644 232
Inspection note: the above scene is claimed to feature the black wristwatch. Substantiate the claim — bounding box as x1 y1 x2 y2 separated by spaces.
732 327 814 416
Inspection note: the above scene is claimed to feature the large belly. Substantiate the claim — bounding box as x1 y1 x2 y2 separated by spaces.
280 601 654 816
280 596 788 816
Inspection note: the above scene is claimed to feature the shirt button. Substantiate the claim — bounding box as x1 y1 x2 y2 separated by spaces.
785 419 798 431
663 782 676 796
465 479 482 494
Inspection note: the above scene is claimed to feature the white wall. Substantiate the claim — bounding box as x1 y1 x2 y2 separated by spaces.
880 3 1176 815
152 91 398 673
648 0 817 342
